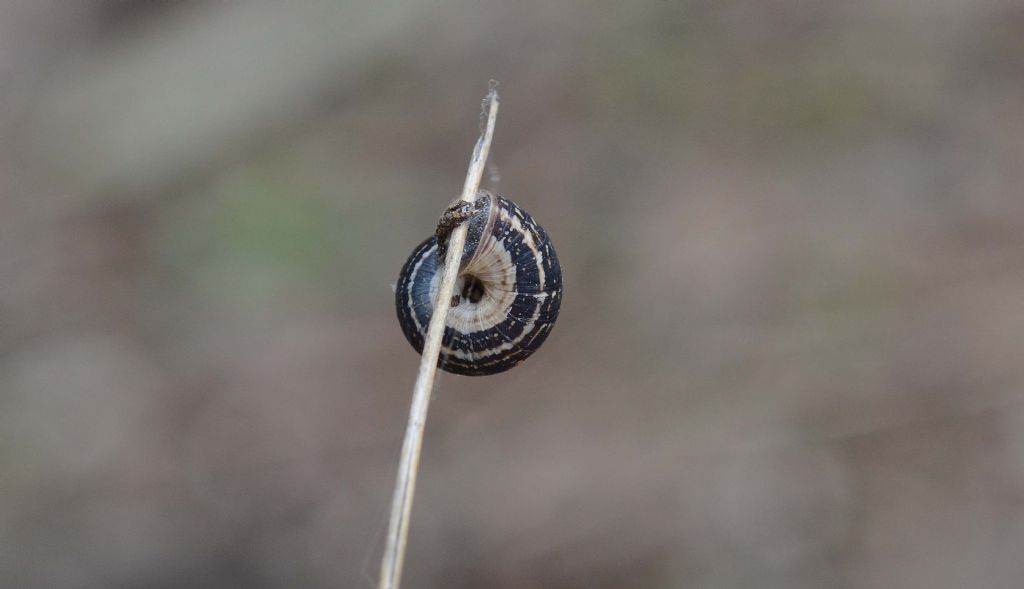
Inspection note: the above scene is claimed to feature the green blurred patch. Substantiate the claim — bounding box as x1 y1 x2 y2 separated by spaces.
158 169 352 312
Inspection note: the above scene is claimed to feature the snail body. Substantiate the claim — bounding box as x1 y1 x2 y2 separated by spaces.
395 191 562 376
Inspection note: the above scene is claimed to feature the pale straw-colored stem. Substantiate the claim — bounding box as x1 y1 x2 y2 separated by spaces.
378 85 500 589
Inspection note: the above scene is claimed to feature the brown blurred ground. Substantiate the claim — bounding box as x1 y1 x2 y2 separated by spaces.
2 1 1024 587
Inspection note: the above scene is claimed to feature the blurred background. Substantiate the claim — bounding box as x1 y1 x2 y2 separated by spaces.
2 1 1024 587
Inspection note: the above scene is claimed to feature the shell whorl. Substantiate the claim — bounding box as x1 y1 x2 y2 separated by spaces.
395 191 562 376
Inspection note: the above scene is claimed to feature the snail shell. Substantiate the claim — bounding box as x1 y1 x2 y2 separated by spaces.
395 191 562 376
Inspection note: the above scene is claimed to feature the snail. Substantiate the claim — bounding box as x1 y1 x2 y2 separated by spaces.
395 191 562 376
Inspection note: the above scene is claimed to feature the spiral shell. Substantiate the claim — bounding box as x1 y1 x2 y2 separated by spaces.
395 191 562 376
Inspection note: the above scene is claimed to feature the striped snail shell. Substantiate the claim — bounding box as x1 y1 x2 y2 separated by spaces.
395 191 562 376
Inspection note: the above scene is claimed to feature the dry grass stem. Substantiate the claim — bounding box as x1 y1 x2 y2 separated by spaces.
378 85 500 589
